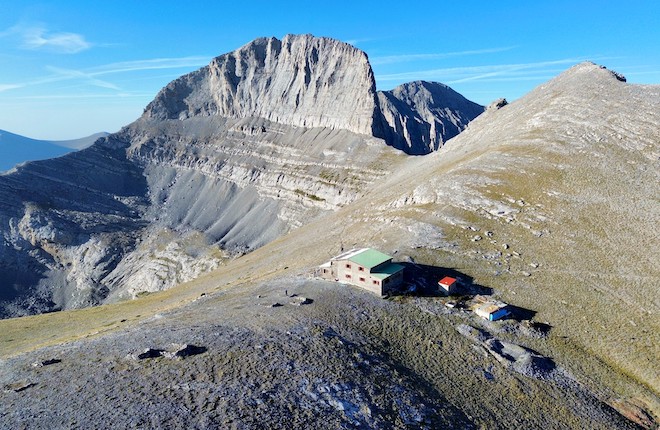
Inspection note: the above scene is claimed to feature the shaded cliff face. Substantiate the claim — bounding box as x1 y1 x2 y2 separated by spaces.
0 138 149 315
378 81 485 154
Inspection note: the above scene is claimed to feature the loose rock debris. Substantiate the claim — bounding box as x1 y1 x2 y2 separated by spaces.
456 324 556 379
3 381 36 393
31 358 62 368
132 344 207 360
290 297 314 306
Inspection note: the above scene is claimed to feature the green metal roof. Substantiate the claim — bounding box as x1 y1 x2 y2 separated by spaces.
348 248 392 269
371 263 405 280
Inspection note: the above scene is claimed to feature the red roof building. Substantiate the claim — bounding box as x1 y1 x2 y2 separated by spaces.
438 276 458 294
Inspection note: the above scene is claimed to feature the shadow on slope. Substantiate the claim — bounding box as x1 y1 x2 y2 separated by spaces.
399 262 493 297
0 135 149 224
0 136 150 317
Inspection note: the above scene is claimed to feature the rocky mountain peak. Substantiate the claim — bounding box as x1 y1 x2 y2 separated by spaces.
388 80 483 113
142 34 484 154
143 34 380 136
534 61 628 94
569 61 627 82
377 80 485 154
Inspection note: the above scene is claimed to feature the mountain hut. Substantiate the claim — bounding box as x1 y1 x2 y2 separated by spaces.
319 248 404 296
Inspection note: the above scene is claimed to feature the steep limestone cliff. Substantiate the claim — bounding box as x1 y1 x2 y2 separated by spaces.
378 81 485 154
144 34 382 136
143 34 482 155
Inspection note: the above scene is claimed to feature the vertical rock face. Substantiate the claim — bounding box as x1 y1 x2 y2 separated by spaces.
144 34 381 136
142 34 483 154
378 81 485 154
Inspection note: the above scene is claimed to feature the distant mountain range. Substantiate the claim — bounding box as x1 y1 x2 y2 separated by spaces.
0 130 108 172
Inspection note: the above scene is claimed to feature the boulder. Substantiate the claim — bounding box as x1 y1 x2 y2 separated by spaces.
164 344 207 359
31 358 61 367
136 348 164 360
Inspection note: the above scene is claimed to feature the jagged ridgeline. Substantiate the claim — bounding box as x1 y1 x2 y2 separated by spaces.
0 34 483 318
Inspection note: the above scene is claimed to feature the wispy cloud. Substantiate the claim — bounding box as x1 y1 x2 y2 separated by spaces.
0 84 22 91
10 92 154 101
1 23 92 54
89 56 211 75
0 56 211 94
46 66 121 90
377 58 587 83
371 46 517 66
22 27 91 53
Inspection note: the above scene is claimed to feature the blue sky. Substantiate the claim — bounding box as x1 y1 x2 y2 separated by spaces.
1 1 659 140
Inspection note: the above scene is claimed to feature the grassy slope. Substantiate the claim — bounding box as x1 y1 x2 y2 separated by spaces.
347 63 660 417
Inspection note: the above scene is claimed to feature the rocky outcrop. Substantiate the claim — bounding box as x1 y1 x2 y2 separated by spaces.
487 98 508 111
378 81 484 154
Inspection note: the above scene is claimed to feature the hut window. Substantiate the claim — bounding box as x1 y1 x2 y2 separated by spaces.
373 280 379 285
358 266 364 272
345 264 351 269
359 277 366 282
345 274 352 279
